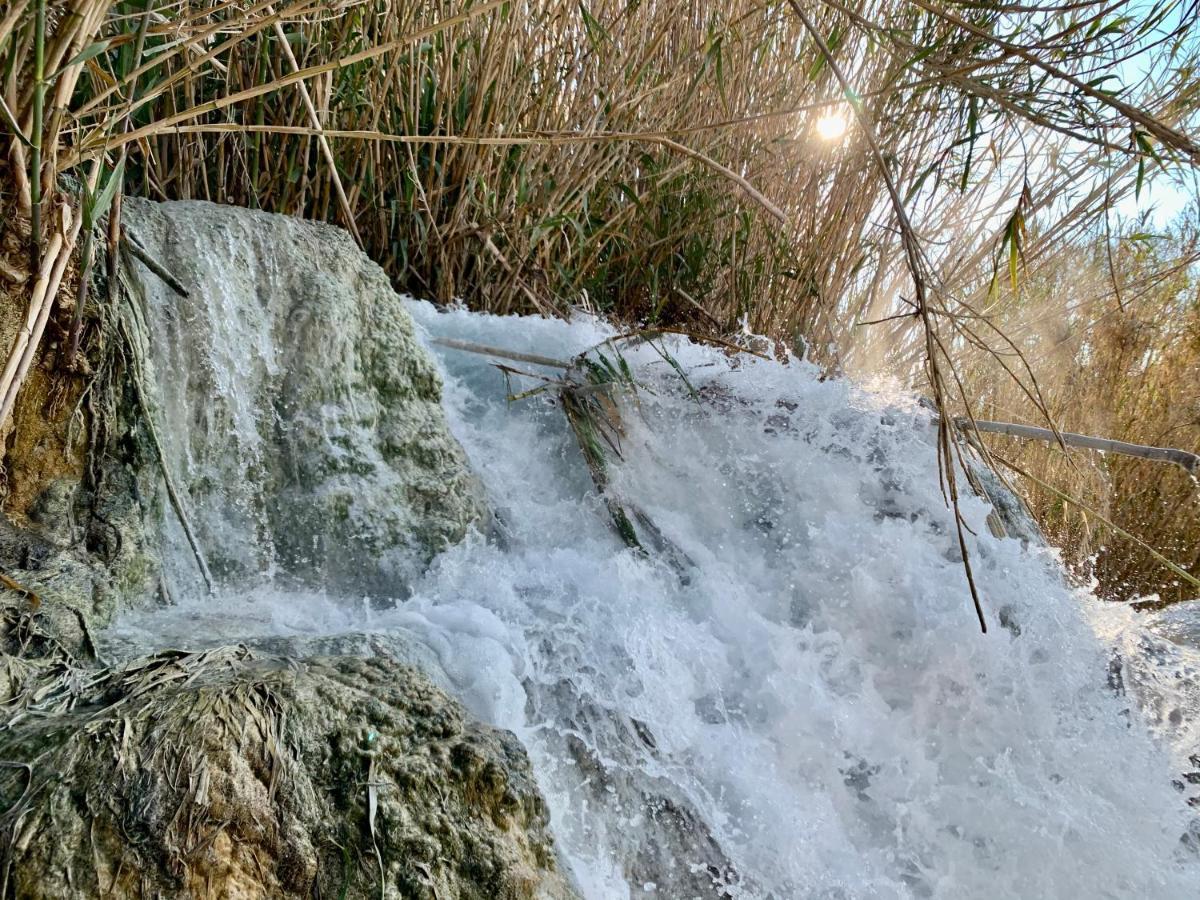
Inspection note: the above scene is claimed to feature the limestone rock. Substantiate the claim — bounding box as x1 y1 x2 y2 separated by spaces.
0 610 576 900
121 199 486 599
530 677 745 898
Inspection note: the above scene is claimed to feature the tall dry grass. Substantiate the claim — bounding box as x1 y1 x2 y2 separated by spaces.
2 0 913 336
5 1 1194 340
956 216 1200 603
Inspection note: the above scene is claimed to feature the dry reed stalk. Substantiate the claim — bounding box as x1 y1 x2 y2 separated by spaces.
268 9 360 245
0 228 64 410
0 205 80 429
122 232 189 298
44 0 958 334
431 337 571 370
5 141 31 216
0 5 26 50
958 419 1200 474
110 122 791 227
73 0 513 159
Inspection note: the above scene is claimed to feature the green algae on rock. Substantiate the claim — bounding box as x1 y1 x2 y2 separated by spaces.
0 610 575 900
121 198 487 600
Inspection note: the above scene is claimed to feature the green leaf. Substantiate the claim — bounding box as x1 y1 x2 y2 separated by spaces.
49 39 111 78
1000 198 1026 294
0 94 30 148
616 351 634 385
960 96 979 192
577 2 609 50
1134 130 1153 199
1008 230 1019 291
712 36 727 109
649 339 698 401
903 45 941 69
141 38 186 59
615 182 642 209
808 25 842 80
1097 16 1132 38
86 156 125 229
905 160 940 204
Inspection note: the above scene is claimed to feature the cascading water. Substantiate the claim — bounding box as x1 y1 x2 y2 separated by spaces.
119 199 484 603
108 204 1198 898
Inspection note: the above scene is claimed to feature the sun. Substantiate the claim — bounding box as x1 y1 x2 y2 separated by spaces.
814 111 849 142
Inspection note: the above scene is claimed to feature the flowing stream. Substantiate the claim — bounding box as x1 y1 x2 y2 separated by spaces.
106 217 1198 897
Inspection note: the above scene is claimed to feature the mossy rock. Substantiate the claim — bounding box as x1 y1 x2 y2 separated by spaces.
121 198 488 599
0 610 576 900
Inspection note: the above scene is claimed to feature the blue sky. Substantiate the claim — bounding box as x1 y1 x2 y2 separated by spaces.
1116 170 1198 225
1112 0 1198 226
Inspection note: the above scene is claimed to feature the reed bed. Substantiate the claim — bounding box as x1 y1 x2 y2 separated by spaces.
3 2 1190 335
958 222 1200 605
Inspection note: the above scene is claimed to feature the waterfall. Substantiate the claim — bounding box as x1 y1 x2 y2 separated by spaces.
109 203 1197 898
119 199 484 603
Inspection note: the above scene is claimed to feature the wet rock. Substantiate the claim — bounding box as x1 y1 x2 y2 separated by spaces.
0 609 576 900
97 624 456 693
121 199 486 600
0 504 147 659
966 461 1043 544
532 677 745 899
1108 602 1200 824
0 408 164 657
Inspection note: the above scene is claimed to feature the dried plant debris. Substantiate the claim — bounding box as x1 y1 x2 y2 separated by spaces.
0 609 577 900
442 334 697 578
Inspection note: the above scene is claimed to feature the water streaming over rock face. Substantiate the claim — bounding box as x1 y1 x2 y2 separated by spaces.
121 199 485 600
111 204 1198 898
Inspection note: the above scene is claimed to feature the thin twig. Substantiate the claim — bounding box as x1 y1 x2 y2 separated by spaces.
0 571 40 609
788 0 986 632
431 337 571 370
79 123 791 232
269 8 361 246
117 275 214 596
123 231 190 298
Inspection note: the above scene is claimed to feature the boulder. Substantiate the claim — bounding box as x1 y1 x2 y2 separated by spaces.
0 609 576 900
121 198 487 599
